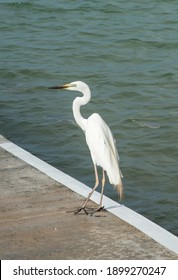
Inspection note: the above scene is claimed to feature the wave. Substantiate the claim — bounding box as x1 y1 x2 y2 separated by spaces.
132 119 160 129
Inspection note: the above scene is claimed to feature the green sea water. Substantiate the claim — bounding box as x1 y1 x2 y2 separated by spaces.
0 0 178 236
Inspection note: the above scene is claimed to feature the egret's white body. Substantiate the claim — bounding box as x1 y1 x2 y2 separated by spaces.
49 81 123 214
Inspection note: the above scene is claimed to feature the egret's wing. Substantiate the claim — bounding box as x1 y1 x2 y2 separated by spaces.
85 113 123 185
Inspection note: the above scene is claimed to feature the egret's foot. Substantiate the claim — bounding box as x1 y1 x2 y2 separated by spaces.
87 206 106 215
86 206 106 216
74 207 89 215
96 206 106 212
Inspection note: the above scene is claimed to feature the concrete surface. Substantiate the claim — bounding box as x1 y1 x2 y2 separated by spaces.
0 136 178 259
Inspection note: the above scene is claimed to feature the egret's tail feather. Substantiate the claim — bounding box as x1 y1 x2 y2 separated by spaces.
116 181 124 200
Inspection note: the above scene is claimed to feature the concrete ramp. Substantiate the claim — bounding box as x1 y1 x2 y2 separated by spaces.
0 135 177 259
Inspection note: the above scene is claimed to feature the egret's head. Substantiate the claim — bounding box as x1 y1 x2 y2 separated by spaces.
48 81 89 92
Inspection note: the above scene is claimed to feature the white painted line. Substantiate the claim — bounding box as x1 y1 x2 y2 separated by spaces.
1 136 178 255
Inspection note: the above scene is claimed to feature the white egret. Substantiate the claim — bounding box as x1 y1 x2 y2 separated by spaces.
49 81 123 214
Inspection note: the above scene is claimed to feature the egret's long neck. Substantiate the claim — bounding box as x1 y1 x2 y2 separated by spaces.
72 87 91 132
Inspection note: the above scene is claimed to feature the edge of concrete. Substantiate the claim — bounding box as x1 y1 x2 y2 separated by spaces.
0 134 178 255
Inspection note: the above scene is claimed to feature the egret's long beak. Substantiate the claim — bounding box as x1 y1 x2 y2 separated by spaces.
48 83 75 90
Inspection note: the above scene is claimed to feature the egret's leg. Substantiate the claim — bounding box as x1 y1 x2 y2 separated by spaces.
80 164 99 208
74 164 99 214
99 169 105 208
92 169 106 213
